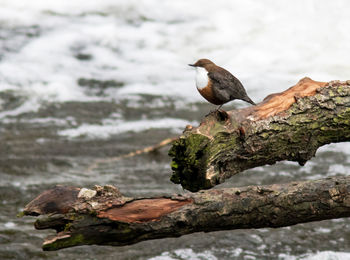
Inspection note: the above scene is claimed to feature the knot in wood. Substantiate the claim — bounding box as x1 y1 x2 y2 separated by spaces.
329 186 347 203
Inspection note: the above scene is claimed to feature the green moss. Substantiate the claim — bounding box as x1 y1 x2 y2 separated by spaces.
66 214 84 221
16 211 25 218
170 160 178 169
260 132 270 139
330 90 336 96
119 225 133 235
64 223 72 232
169 134 211 191
335 85 350 96
43 234 85 251
208 120 228 136
335 96 344 104
310 122 320 129
288 114 314 126
209 132 238 162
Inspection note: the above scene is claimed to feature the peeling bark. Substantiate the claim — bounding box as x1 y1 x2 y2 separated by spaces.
23 176 350 251
169 78 350 191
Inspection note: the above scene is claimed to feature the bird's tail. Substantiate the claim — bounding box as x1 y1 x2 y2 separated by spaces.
243 96 256 106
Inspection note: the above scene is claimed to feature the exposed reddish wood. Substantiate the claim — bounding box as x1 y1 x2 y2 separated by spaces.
98 198 191 223
195 78 328 138
24 186 192 225
255 77 327 119
224 77 327 125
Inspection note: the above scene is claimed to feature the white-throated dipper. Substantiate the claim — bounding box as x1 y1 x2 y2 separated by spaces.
189 59 256 110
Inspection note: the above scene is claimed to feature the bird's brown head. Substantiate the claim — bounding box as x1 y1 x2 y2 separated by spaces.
188 59 215 69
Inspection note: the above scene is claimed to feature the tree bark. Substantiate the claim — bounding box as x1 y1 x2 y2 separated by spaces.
22 176 350 251
169 78 350 191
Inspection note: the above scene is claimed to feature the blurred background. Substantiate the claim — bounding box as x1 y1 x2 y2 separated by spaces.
0 0 350 259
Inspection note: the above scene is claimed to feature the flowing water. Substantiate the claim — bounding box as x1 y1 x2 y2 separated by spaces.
0 1 350 259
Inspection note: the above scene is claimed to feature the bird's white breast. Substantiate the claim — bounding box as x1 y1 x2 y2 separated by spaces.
195 67 209 90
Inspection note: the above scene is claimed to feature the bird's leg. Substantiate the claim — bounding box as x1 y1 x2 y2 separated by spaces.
216 104 223 111
209 105 223 115
208 104 228 121
214 104 229 121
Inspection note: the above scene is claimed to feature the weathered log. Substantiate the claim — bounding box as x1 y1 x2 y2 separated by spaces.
169 78 350 191
23 176 350 251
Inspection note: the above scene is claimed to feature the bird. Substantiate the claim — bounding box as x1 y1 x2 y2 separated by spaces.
189 59 256 110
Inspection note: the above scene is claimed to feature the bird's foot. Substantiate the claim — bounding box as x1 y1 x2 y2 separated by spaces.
208 109 229 121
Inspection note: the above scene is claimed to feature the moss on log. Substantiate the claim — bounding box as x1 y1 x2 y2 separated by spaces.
169 78 350 191
23 176 350 251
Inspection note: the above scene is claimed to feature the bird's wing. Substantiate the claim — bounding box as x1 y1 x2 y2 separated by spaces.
208 70 233 88
208 70 247 99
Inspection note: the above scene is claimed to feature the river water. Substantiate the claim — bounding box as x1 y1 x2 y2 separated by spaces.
0 1 350 259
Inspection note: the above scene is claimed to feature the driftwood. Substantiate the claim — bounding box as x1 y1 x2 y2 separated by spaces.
23 176 350 251
169 78 350 191
22 77 350 251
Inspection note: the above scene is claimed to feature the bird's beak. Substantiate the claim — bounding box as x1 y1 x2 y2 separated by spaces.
188 64 196 67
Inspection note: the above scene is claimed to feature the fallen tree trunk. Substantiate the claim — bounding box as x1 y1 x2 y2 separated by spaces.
169 78 350 191
23 176 350 251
